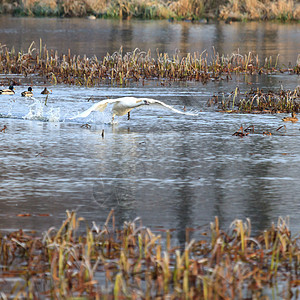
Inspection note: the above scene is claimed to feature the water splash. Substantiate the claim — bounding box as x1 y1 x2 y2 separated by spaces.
48 107 61 122
69 110 113 125
22 98 61 122
23 98 45 121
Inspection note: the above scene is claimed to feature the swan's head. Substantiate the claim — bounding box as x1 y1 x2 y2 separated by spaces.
28 87 33 92
143 100 150 105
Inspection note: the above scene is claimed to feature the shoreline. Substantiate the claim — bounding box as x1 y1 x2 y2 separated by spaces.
0 0 299 22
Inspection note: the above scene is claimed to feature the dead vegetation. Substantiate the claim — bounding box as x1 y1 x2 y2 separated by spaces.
0 42 299 88
219 0 300 22
0 210 299 298
208 86 300 114
0 0 299 20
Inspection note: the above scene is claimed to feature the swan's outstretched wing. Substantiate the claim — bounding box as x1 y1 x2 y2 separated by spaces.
70 96 198 119
70 98 118 119
142 98 198 116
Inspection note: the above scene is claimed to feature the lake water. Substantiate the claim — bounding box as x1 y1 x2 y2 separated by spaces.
0 16 299 64
0 17 299 242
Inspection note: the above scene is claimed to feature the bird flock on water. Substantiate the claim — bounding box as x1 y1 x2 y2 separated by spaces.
0 85 51 96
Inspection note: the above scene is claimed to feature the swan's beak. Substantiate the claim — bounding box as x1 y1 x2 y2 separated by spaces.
143 100 150 105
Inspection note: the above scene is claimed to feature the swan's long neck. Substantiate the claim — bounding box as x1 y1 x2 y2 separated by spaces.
133 99 145 108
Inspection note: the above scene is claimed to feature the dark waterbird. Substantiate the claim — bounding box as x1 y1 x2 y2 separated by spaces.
41 87 51 94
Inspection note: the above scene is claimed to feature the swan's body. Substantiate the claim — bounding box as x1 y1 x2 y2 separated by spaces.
0 85 15 95
71 97 197 122
21 87 33 97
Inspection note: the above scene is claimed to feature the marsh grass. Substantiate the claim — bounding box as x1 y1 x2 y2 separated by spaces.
219 0 300 21
0 42 299 88
0 210 299 298
0 0 299 20
208 86 300 114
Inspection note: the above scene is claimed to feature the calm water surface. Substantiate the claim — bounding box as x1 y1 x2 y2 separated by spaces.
0 17 299 242
0 16 299 64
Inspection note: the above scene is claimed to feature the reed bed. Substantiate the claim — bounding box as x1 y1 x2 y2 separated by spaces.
208 86 300 114
219 0 300 22
1 0 299 20
0 42 299 87
0 210 299 298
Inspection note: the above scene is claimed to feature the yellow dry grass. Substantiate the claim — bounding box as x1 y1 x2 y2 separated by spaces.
62 0 87 16
85 0 108 14
22 0 57 10
244 0 266 19
219 0 300 20
169 0 204 18
0 0 299 19
269 0 300 19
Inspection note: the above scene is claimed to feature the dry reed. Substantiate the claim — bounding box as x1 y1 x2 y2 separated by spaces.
219 0 300 21
0 0 299 20
0 210 299 298
0 42 299 88
208 86 300 114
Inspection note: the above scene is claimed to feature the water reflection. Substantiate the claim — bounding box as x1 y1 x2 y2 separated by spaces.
1 93 300 239
0 17 299 64
72 107 300 239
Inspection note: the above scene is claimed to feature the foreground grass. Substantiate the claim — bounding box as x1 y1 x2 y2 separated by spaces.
0 0 299 21
0 210 299 298
0 42 299 88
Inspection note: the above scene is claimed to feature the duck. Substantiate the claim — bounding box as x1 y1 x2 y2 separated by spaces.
0 85 15 95
21 87 33 97
41 87 51 94
70 96 198 123
282 112 298 122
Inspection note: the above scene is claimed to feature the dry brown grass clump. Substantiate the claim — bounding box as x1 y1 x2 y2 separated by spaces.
219 0 300 21
168 0 220 19
208 86 300 114
1 0 218 18
0 210 299 298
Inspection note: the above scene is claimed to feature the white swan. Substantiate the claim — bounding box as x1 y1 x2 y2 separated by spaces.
70 97 197 122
